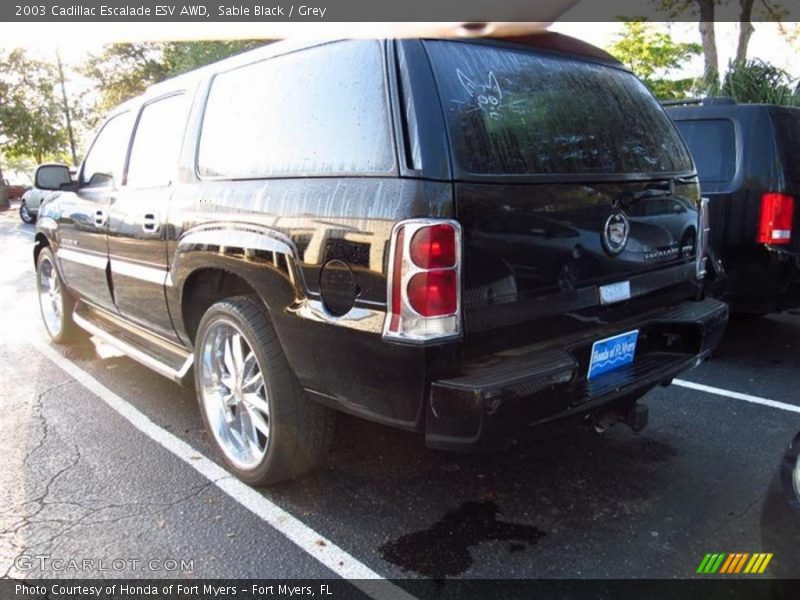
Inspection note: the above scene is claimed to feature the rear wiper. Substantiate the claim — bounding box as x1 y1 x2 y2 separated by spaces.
632 178 676 202
619 176 696 208
631 186 672 201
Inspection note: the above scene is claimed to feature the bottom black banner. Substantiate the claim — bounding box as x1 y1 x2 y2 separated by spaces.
2 579 799 600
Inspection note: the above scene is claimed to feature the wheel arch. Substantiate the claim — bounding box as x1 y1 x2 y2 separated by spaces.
170 222 306 345
33 232 51 267
180 269 260 343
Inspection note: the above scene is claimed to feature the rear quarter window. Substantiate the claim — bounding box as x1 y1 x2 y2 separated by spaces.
673 119 737 186
772 113 800 184
424 40 693 178
197 40 395 179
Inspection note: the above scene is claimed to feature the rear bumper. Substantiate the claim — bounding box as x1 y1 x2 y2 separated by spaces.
426 297 729 451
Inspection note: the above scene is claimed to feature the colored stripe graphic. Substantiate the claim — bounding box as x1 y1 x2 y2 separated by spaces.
700 553 726 573
734 553 750 573
719 554 736 574
744 554 760 574
697 554 713 573
702 553 774 575
719 553 736 574
758 554 773 573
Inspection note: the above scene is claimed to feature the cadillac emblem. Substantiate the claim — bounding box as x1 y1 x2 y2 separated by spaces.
602 212 630 256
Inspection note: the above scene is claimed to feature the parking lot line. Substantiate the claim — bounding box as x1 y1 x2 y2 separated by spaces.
673 378 800 414
31 339 416 600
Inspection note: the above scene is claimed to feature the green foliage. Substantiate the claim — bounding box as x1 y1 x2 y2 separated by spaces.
80 44 168 121
608 20 702 99
0 49 71 164
162 41 266 76
716 59 800 106
81 40 267 124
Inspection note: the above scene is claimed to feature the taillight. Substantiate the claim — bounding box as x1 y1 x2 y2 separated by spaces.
383 219 461 343
407 271 458 316
757 193 794 245
410 224 457 269
697 197 710 279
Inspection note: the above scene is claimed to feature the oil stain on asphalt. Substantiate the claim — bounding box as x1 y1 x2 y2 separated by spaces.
379 500 546 578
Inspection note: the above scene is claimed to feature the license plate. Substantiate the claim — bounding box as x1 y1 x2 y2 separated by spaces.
599 280 631 305
588 330 639 380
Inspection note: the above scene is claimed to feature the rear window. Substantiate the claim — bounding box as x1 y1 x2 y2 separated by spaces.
772 113 800 184
674 119 737 185
424 40 693 178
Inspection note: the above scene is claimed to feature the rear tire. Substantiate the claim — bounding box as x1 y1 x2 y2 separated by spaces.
36 247 80 344
20 202 36 224
194 295 336 486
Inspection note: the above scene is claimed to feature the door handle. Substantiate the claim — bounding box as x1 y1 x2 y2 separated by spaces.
142 213 160 233
94 209 107 228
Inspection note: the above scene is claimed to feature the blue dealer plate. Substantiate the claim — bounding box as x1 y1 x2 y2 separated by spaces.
587 330 639 380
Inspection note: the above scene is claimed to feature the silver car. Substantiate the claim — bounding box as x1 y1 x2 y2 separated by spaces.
19 166 74 223
19 186 53 223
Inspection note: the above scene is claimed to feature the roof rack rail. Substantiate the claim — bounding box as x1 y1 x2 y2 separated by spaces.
701 97 737 106
661 96 738 107
661 98 703 107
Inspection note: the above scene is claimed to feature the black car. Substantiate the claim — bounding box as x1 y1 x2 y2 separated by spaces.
32 35 727 485
667 99 800 314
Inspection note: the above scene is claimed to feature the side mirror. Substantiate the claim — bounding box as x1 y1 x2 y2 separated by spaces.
35 163 73 191
87 172 113 187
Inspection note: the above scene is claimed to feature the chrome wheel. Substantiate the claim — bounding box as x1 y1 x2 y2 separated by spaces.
199 319 270 470
38 256 63 338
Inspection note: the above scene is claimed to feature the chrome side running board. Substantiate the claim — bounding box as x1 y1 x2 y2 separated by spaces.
73 310 194 385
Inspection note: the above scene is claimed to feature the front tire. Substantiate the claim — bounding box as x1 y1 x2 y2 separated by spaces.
36 247 80 344
20 202 36 224
194 296 336 485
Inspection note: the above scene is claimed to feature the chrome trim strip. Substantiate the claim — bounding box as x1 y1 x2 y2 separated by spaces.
73 311 193 384
110 258 170 286
292 298 384 334
177 224 297 258
57 248 107 269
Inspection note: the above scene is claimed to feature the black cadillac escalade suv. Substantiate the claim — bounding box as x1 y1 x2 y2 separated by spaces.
33 35 728 485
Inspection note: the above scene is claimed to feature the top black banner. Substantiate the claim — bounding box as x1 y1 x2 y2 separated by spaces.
2 0 799 23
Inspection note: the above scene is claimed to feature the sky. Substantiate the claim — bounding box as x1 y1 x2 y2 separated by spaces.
2 21 798 79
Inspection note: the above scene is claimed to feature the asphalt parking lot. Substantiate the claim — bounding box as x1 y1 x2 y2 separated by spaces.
1 206 799 586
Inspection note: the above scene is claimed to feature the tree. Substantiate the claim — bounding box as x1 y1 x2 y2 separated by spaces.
657 0 789 89
736 0 756 63
0 50 71 163
0 49 71 208
81 40 267 124
608 20 702 99
657 0 721 88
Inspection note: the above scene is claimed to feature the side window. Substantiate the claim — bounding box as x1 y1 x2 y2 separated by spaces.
81 111 135 187
197 40 395 179
127 94 188 189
